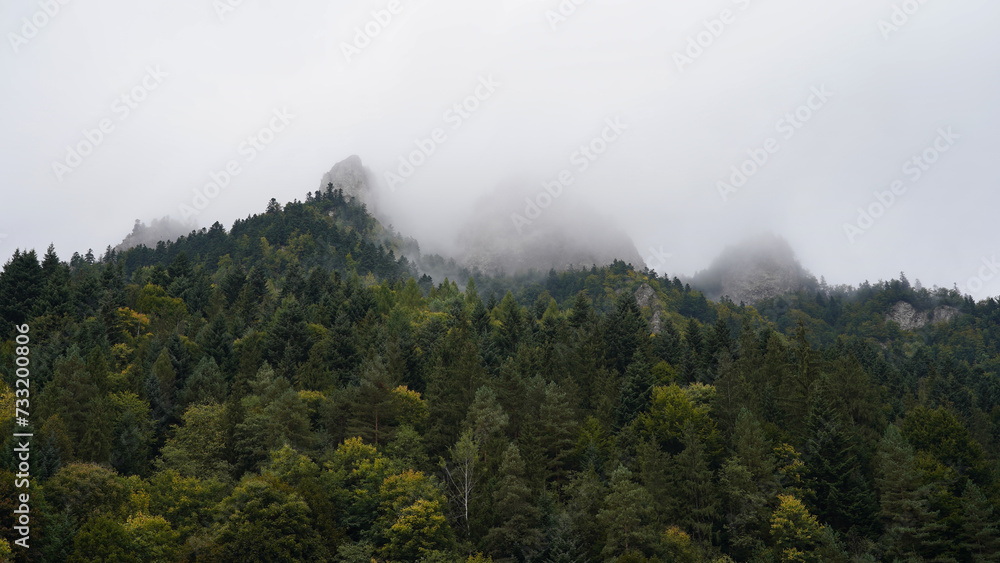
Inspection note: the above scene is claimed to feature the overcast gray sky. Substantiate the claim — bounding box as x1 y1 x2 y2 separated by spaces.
2 0 999 298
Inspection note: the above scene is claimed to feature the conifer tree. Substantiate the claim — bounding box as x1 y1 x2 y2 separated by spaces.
732 408 775 484
566 467 607 561
616 350 654 429
537 382 577 486
873 424 943 561
672 422 719 544
682 318 705 383
345 358 400 446
637 438 672 521
605 291 647 375
803 379 878 536
770 494 825 562
486 443 542 559
0 249 43 333
598 465 657 560
959 481 1000 562
464 386 509 461
426 322 485 453
148 347 177 421
721 409 775 559
179 356 228 408
542 512 586 563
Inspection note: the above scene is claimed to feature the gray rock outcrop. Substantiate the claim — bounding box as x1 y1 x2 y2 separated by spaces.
635 282 665 334
318 155 377 210
885 300 960 330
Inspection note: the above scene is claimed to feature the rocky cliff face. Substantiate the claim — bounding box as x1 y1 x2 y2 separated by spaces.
318 155 378 211
691 234 815 304
635 282 665 334
885 301 960 330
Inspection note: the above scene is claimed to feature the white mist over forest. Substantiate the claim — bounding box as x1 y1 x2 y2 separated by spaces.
2 0 999 297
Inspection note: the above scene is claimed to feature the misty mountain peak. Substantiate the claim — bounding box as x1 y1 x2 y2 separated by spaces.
454 181 645 274
115 217 195 252
319 155 372 202
692 233 816 304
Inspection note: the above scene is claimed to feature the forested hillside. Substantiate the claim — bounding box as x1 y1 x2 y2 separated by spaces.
1 188 999 562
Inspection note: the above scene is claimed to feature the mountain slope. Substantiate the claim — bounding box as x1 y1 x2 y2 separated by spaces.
1 185 999 562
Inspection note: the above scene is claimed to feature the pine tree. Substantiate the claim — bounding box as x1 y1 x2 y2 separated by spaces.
179 356 228 408
230 364 312 474
0 249 43 333
598 465 657 560
873 424 943 561
105 391 154 477
568 291 595 330
617 350 654 429
492 292 525 359
542 512 586 563
803 379 877 537
682 318 705 383
486 443 542 559
605 291 647 375
425 322 485 453
345 358 400 446
385 424 431 472
959 481 1000 562
770 494 825 562
565 467 607 562
197 313 234 375
40 347 112 463
263 295 309 379
463 385 509 463
705 315 733 379
721 409 775 559
720 458 769 560
537 382 577 487
672 422 719 544
237 264 269 323
732 409 772 479
637 439 672 521
781 321 820 434
36 243 72 317
164 334 194 393
712 349 746 434
148 347 177 421
297 336 338 391
221 264 246 305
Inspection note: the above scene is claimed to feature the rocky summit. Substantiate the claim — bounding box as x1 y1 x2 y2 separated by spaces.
318 155 377 209
691 233 816 304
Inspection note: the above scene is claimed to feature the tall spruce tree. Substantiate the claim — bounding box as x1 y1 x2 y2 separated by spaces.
485 443 542 560
874 424 944 561
959 481 1000 562
672 422 719 544
803 379 878 537
598 465 657 560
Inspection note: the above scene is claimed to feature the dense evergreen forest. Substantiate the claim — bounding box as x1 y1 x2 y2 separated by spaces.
1 186 999 562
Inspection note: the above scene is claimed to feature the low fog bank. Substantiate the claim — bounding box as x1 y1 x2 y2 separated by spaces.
354 157 647 276
115 217 197 253
92 150 997 306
